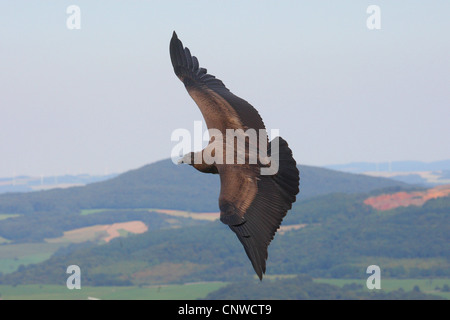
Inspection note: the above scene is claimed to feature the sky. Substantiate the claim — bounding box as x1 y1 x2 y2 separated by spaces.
0 1 449 177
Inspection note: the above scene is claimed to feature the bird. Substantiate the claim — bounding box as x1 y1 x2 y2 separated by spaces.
169 31 300 280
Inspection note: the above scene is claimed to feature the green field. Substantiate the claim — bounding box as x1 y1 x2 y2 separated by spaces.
0 282 228 300
0 242 67 274
1 278 447 300
315 278 450 299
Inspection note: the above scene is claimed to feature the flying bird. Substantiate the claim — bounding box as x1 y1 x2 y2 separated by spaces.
169 31 300 280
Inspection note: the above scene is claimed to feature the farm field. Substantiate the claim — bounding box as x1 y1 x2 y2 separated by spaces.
46 220 148 244
0 242 64 275
1 278 447 299
0 282 228 300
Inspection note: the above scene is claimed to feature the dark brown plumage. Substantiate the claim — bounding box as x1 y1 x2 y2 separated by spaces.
170 31 300 280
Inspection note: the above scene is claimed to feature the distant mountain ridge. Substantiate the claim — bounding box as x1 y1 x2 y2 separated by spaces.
325 160 450 187
326 160 450 173
0 173 118 194
0 158 412 242
0 158 411 214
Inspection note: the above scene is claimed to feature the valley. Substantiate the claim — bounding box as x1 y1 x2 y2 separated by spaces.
0 159 448 299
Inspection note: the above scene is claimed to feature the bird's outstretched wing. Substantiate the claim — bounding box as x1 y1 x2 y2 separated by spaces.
169 32 300 280
219 137 299 280
170 31 266 134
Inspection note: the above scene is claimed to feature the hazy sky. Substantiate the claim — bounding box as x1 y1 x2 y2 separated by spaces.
1 1 449 177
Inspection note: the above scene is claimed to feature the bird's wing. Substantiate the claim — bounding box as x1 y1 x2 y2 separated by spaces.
169 31 266 134
170 32 300 279
218 137 300 280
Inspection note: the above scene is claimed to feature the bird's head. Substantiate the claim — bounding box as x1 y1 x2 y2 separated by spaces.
178 152 195 165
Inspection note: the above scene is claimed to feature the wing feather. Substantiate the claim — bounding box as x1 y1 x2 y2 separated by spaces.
222 137 300 279
170 31 266 133
169 32 300 280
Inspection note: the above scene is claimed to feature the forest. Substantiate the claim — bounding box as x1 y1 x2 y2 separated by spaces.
203 275 444 300
1 194 448 286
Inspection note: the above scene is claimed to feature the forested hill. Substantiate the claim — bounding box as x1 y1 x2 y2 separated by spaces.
3 192 448 286
0 159 410 214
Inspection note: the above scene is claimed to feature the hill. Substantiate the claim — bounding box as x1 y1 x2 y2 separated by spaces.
0 159 410 214
0 173 118 194
0 159 448 299
325 160 450 173
325 160 450 186
0 159 411 242
2 192 448 286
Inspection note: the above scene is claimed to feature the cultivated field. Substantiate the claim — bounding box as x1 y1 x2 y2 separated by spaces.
0 282 227 300
0 242 63 275
46 221 148 244
1 278 447 300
